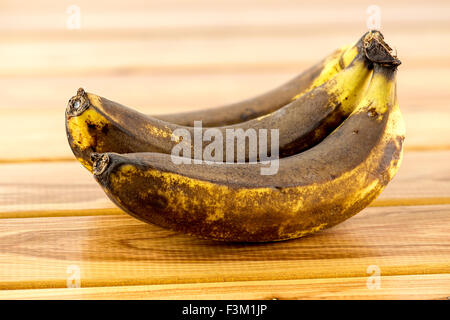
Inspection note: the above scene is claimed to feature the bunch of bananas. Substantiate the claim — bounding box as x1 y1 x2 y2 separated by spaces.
65 31 405 242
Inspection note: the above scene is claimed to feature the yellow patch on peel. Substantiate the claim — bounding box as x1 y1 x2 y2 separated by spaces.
171 133 183 143
365 72 396 116
110 164 138 185
67 108 109 151
78 157 93 172
326 58 373 115
348 70 397 122
205 207 225 222
145 124 173 139
291 43 356 101
341 45 359 68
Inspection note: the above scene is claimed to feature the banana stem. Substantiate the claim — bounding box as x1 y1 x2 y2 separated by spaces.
363 31 401 66
67 88 90 117
92 153 110 176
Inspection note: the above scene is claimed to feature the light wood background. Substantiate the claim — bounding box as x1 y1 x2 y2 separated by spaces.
0 0 449 299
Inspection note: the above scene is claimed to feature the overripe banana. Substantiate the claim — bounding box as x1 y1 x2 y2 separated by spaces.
156 31 386 127
66 32 377 171
91 58 404 242
153 41 357 126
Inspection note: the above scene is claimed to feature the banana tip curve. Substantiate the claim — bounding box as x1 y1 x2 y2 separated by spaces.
66 87 90 117
92 152 110 176
363 31 401 67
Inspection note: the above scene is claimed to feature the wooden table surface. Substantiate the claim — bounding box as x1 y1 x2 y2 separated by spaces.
0 0 449 299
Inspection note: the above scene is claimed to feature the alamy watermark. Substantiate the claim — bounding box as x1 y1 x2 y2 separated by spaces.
171 121 279 175
366 5 381 30
66 265 81 288
366 265 381 290
66 5 81 30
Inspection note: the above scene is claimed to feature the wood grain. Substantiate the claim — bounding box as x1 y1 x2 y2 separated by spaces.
2 68 449 111
1 0 449 299
2 30 450 77
1 151 450 216
0 274 448 299
0 205 448 290
2 0 449 32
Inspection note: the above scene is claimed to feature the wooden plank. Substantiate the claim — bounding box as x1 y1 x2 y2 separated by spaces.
0 205 448 290
1 0 449 31
0 274 448 299
4 0 448 12
2 31 450 77
0 72 296 111
1 151 450 216
5 21 450 44
2 68 449 111
0 161 113 214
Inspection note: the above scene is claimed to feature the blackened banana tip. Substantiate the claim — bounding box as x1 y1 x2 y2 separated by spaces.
92 153 110 177
363 31 401 67
66 87 90 117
